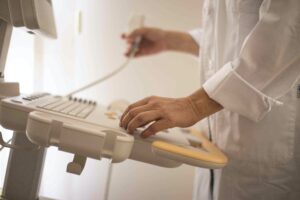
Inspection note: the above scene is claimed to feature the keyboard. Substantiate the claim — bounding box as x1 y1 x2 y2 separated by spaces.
1 93 117 131
0 93 228 175
37 96 96 119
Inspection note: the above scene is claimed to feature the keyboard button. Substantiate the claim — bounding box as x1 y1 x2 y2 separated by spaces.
77 105 95 118
11 99 23 104
68 104 88 116
60 102 80 114
37 99 60 108
105 112 118 120
42 100 66 110
22 97 32 101
34 95 96 118
52 101 74 112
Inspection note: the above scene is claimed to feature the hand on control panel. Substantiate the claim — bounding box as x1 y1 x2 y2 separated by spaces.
119 89 223 138
119 96 200 138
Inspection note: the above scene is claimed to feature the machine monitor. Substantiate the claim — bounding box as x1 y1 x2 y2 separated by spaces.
0 0 57 81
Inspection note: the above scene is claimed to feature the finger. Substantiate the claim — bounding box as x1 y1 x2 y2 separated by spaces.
120 104 155 129
141 119 171 138
120 97 152 125
124 45 140 57
125 47 133 56
121 33 135 40
125 49 146 58
125 47 146 57
126 39 134 44
127 110 162 134
134 48 155 57
125 40 148 57
127 28 148 40
125 39 156 57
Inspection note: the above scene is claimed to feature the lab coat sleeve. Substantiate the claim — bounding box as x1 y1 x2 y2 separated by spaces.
189 29 203 47
202 0 300 122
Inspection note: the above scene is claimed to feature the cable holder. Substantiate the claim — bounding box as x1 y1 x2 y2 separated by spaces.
67 154 87 175
101 130 118 163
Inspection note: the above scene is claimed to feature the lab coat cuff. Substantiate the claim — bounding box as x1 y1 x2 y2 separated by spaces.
188 29 202 48
202 63 282 122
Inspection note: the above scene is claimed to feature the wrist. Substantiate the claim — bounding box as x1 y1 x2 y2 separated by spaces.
164 30 176 51
165 31 199 55
164 31 187 51
188 88 223 120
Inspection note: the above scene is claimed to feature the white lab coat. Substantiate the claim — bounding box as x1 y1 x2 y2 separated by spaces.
190 0 300 200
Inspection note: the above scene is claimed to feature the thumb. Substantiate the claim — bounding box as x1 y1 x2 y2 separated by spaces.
127 27 148 40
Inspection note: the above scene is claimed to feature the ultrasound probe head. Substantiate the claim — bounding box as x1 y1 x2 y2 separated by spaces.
127 14 145 57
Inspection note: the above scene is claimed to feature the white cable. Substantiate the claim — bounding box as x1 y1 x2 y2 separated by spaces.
66 57 132 97
66 13 144 97
66 37 141 97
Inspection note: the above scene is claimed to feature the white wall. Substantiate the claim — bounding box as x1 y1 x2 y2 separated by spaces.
37 0 202 200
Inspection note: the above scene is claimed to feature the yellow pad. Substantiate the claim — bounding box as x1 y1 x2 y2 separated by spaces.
152 129 228 169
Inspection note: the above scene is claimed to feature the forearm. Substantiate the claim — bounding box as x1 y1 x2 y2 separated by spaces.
165 31 199 56
188 88 223 121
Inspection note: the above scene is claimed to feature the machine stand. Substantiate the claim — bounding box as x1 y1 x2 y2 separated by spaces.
1 131 45 200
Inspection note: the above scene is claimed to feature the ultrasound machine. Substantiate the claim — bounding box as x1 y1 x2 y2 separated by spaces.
0 1 228 199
